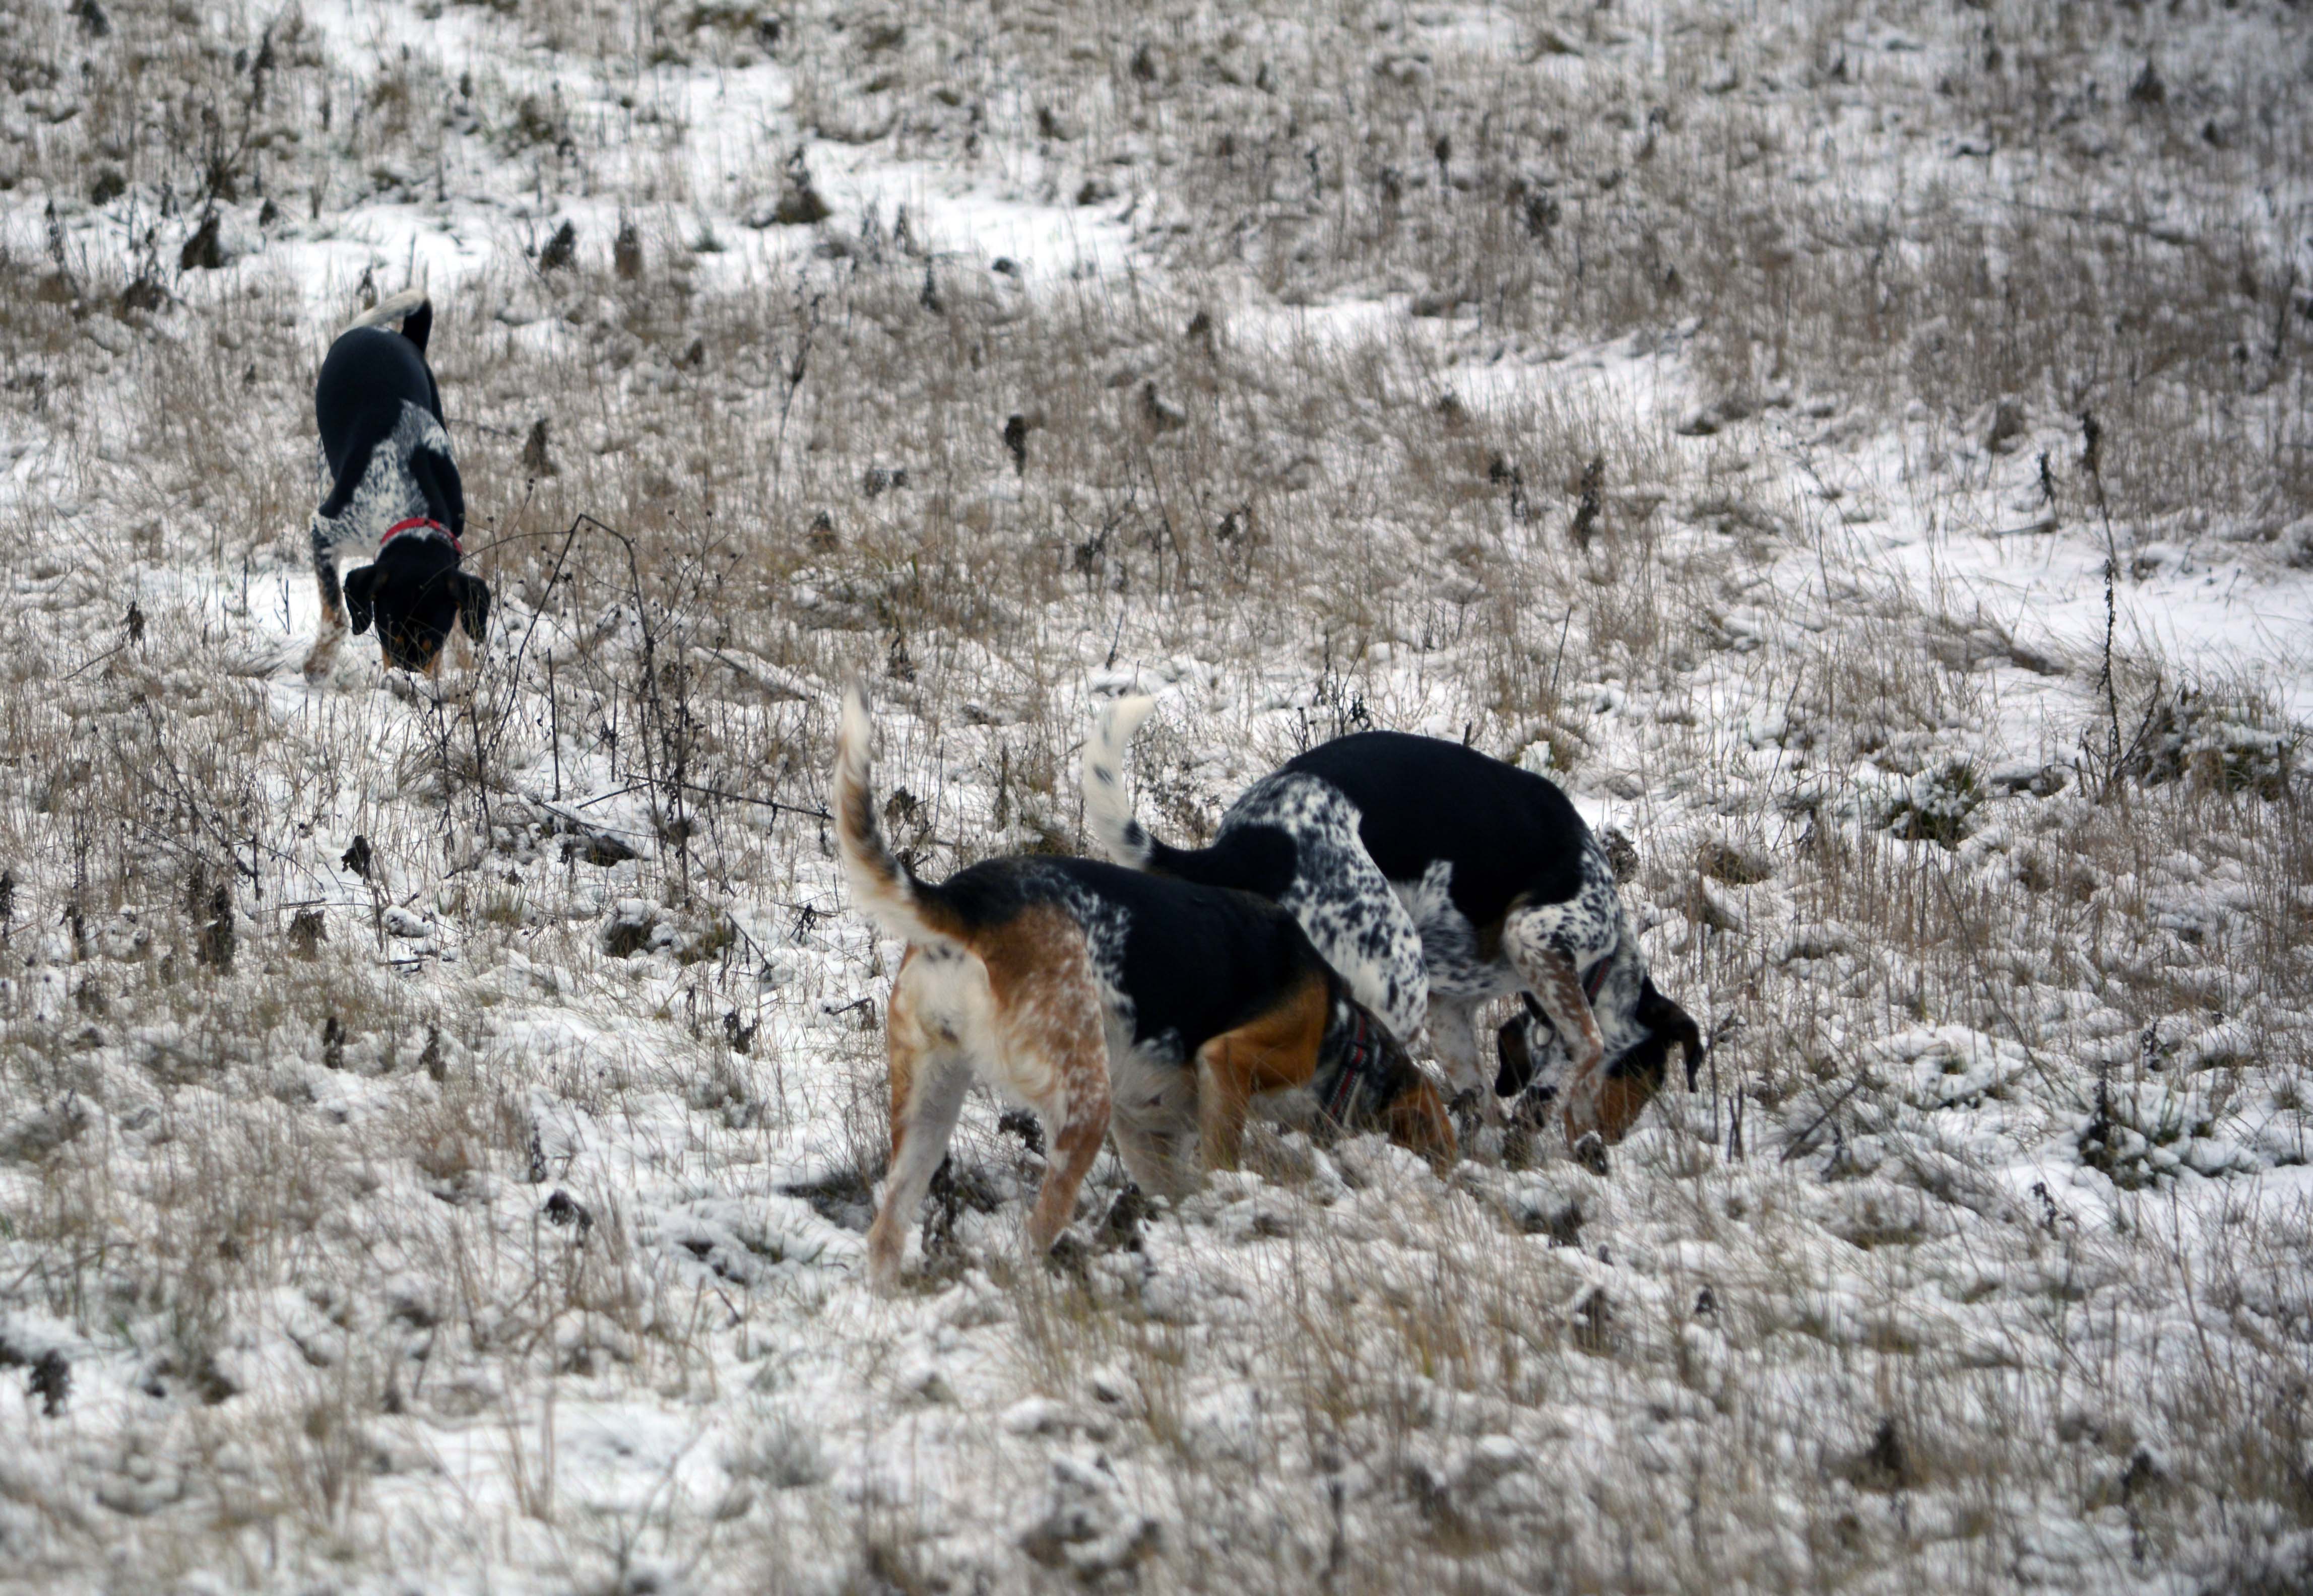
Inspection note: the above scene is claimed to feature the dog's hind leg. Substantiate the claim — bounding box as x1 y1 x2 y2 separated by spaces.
1027 1071 1109 1257
866 1048 971 1289
302 519 346 683
865 951 980 1287
1280 845 1430 1052
1011 986 1111 1255
979 907 1114 1257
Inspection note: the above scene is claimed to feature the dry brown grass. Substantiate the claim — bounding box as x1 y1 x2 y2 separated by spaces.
0 0 2308 1591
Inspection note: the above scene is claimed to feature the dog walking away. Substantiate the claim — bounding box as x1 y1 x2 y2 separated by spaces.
1085 699 1703 1149
834 683 1453 1287
302 290 489 681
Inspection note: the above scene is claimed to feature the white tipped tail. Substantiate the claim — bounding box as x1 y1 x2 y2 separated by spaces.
834 680 961 947
1082 694 1159 867
340 287 429 336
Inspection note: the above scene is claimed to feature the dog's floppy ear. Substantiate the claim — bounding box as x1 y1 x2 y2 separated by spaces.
1639 979 1706 1090
400 300 432 355
343 564 379 634
454 571 491 643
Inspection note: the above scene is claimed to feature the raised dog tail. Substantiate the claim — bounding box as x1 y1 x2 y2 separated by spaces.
1082 695 1164 868
339 287 430 337
834 680 969 949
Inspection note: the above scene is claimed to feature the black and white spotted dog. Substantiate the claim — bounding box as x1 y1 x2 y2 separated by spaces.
302 289 489 681
1084 700 1703 1145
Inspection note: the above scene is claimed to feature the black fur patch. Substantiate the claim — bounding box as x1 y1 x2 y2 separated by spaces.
926 856 1336 1060
343 535 470 670
1280 732 1591 927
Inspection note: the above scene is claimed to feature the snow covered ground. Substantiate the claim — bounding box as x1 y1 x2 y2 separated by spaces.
1 1 2309 1590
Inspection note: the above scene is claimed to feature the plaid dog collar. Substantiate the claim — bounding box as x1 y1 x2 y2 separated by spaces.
1318 1008 1387 1128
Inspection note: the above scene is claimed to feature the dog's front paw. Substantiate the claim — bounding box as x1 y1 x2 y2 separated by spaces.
1509 1084 1559 1130
863 1209 910 1292
1044 1231 1093 1282
1100 1185 1151 1252
1448 1084 1505 1130
1569 1130 1610 1177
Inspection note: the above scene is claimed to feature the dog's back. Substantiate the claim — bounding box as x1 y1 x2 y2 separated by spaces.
315 324 439 476
1279 730 1594 922
949 854 1333 1052
301 291 484 681
308 289 461 539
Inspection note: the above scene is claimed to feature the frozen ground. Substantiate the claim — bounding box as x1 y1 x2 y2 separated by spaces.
1 1 2309 1591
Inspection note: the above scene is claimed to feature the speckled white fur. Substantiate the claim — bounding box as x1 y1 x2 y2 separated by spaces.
1220 772 1431 1050
314 399 453 554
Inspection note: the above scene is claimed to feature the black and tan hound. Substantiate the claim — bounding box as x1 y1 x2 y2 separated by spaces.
836 684 1453 1286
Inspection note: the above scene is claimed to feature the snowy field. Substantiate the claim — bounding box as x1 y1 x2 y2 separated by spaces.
1 1 2310 1590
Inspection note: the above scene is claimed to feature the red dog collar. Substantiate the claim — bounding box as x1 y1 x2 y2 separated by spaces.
379 516 462 555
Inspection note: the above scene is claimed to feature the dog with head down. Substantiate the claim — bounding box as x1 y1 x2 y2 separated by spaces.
302 290 489 682
1085 701 1705 1152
